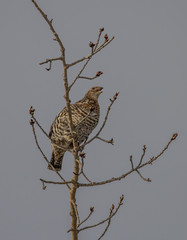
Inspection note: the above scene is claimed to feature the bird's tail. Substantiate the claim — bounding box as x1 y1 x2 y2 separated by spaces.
48 149 65 171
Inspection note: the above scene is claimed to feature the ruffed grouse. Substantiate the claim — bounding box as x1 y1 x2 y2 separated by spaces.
48 86 103 171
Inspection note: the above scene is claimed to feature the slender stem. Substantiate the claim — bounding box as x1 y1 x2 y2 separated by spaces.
77 195 124 233
69 58 90 90
31 0 65 56
77 208 94 228
32 115 50 139
81 92 119 148
31 123 71 190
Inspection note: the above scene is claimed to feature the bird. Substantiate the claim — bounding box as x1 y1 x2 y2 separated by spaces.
48 86 103 171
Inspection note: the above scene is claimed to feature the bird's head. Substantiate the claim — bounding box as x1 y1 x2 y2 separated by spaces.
85 86 103 100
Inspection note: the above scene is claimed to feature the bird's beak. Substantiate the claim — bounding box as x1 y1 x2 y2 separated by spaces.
97 87 103 94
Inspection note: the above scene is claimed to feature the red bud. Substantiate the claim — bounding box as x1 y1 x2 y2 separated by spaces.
29 106 35 116
96 71 103 77
171 133 178 140
89 41 95 48
30 119 35 125
104 34 109 42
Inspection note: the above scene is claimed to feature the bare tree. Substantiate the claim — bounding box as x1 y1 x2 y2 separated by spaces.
29 1 178 240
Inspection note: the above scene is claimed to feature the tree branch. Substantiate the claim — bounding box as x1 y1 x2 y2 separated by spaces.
77 195 124 233
96 136 114 145
67 36 114 69
94 27 104 51
136 169 151 182
78 154 93 184
31 0 65 56
98 207 113 240
77 207 94 228
69 58 91 90
81 92 119 148
138 145 146 167
40 178 72 185
30 120 71 190
29 106 50 139
129 155 134 170
39 57 62 71
78 133 178 187
68 35 114 90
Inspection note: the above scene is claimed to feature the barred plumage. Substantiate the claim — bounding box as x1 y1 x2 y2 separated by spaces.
48 86 103 171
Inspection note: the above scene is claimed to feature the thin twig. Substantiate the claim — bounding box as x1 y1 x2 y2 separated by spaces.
69 58 91 90
96 136 114 145
78 154 93 183
42 181 46 190
78 75 98 80
138 145 146 166
94 27 104 51
78 133 178 187
136 170 151 182
94 36 115 55
30 122 71 190
31 0 65 56
140 133 178 168
77 207 94 228
67 36 114 69
68 36 114 90
31 115 50 139
130 155 134 170
39 57 62 71
81 92 119 148
39 57 62 65
98 208 113 240
77 195 124 233
40 178 73 185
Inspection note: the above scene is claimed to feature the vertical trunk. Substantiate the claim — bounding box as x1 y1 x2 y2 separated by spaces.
62 52 79 240
70 152 79 240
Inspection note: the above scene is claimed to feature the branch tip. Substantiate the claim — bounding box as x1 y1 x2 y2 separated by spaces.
104 34 109 42
89 41 95 48
171 133 178 141
100 27 104 32
96 71 103 77
29 106 35 116
90 207 94 212
120 194 124 202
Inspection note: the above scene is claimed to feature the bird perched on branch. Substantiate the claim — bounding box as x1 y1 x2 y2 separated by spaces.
48 86 103 171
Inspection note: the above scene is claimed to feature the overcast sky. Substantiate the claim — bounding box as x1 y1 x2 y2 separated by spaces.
0 0 187 240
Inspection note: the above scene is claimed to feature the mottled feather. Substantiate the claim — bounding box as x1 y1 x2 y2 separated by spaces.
48 86 103 171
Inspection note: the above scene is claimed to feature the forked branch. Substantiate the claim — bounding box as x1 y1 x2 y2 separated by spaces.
76 195 124 233
78 133 178 187
29 120 71 190
81 92 119 148
38 133 178 188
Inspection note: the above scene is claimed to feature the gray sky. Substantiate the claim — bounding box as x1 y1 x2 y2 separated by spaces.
0 0 186 239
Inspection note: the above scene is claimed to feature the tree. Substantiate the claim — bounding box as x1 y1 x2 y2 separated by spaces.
29 1 178 239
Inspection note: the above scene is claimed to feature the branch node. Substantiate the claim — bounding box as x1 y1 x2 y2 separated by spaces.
30 119 35 125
